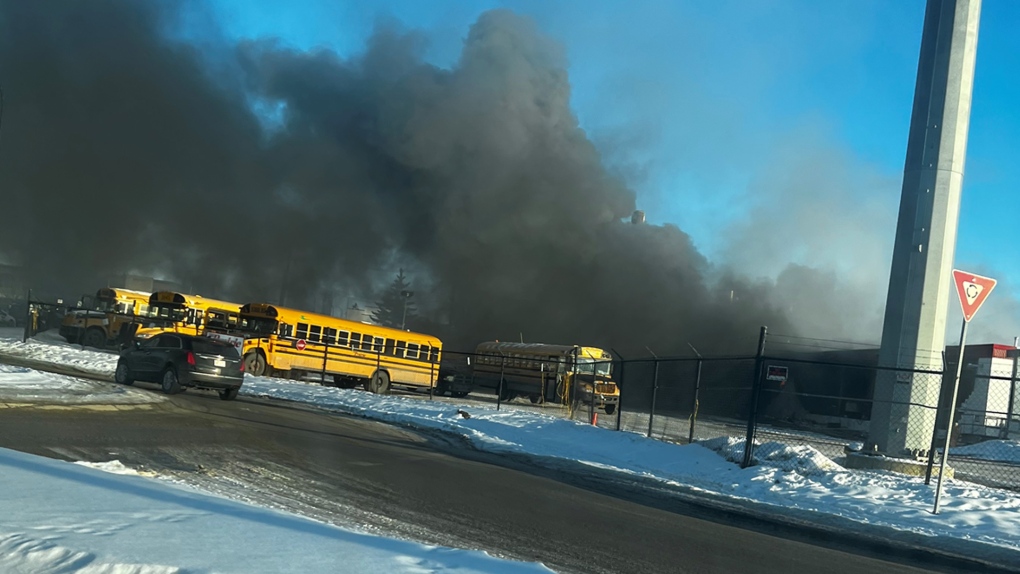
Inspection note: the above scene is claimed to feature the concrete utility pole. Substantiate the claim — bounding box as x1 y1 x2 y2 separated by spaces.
870 0 981 456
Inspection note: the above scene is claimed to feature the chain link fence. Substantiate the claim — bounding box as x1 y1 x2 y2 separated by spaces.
939 360 1020 491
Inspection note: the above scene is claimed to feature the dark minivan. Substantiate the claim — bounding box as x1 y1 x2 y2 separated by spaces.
116 333 244 399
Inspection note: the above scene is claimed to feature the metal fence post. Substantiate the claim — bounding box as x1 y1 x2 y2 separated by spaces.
647 354 660 438
376 345 382 386
612 349 625 432
497 354 506 411
741 326 768 468
589 359 597 425
689 357 703 445
925 352 949 485
1006 349 1019 440
429 354 435 401
22 289 32 342
321 340 329 385
687 342 702 444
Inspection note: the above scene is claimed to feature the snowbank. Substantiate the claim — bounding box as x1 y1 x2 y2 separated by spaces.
0 363 162 404
0 331 119 376
952 439 1020 465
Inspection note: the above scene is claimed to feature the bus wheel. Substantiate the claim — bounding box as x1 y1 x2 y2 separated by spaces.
83 328 106 349
451 391 470 398
243 353 267 377
604 404 616 415
530 394 544 404
369 371 391 395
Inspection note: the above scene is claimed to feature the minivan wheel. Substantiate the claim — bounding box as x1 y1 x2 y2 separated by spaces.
219 387 239 401
161 367 182 395
114 361 134 386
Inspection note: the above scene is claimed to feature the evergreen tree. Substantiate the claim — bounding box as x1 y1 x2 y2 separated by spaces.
371 269 417 329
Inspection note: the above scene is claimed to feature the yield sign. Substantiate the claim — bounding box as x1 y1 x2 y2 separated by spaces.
952 269 997 322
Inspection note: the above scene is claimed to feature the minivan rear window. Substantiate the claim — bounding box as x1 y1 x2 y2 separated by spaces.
192 339 240 358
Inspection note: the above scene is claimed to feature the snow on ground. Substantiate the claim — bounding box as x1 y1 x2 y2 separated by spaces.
0 328 119 376
953 440 1020 465
0 363 162 405
0 447 552 574
240 376 1020 562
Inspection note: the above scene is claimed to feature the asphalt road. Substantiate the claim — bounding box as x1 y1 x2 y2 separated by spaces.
0 385 1005 574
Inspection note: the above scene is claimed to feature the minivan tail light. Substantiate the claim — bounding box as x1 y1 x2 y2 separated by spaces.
239 361 245 372
186 352 196 366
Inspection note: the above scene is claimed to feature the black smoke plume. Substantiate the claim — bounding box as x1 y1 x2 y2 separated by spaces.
0 1 790 354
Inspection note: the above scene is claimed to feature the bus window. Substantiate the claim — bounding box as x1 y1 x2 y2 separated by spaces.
338 331 349 347
396 341 406 357
361 336 374 352
309 325 322 342
406 343 419 359
372 337 384 353
430 348 440 363
279 323 294 338
419 345 431 362
384 339 395 356
324 328 337 345
296 323 309 340
350 333 362 349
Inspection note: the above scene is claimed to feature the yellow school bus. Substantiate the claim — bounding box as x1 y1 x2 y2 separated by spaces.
132 291 243 339
59 287 152 347
212 303 442 393
471 342 620 414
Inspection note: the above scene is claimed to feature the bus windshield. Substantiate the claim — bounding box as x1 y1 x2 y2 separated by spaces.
95 299 135 315
147 304 186 323
576 358 612 377
239 316 278 336
206 310 239 331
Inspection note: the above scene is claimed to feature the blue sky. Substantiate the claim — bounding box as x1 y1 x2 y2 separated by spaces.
199 0 1020 331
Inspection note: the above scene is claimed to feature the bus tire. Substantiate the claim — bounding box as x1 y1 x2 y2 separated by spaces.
451 391 470 398
604 404 616 415
83 327 106 349
530 394 544 404
369 371 391 395
243 352 267 377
